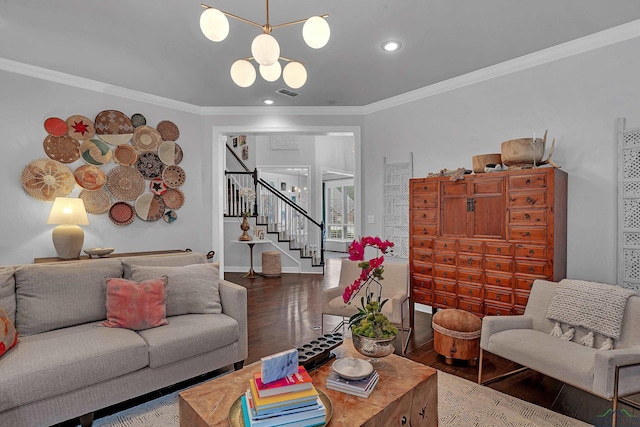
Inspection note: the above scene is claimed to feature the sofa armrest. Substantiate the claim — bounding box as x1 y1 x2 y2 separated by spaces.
480 315 533 349
593 346 640 398
218 279 248 361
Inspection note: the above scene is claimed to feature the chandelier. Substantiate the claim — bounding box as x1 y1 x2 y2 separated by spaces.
200 1 330 89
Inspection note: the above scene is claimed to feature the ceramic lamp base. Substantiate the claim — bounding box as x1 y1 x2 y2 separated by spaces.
52 224 85 259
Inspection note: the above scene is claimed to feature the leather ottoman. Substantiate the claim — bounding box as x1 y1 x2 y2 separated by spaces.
432 308 482 366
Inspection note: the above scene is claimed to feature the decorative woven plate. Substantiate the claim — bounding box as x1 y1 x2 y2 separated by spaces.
79 188 111 214
75 165 107 190
108 201 136 226
113 144 138 166
136 151 164 179
156 120 180 141
162 165 186 188
158 141 183 165
163 210 177 223
94 110 134 145
66 115 96 141
43 135 81 163
150 177 167 195
161 188 184 209
106 166 145 201
131 113 147 128
21 158 75 201
44 117 68 137
132 125 162 152
80 139 112 165
135 193 166 221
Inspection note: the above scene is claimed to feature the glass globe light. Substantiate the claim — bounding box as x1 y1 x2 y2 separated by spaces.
230 60 256 87
259 61 282 82
200 8 229 42
283 62 307 89
251 34 280 66
302 16 330 49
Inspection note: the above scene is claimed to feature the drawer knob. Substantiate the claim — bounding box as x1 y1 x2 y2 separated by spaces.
526 179 531 185
529 267 535 273
527 196 534 204
468 259 473 266
529 249 534 255
444 244 448 249
496 310 502 316
468 289 473 295
421 268 425 274
423 199 428 204
443 285 448 290
423 186 427 190
468 275 472 280
423 227 427 233
420 242 425 247
443 300 448 305
496 263 501 268
497 294 502 300
443 272 448 277
496 279 501 285
525 232 531 237
468 246 473 251
443 257 448 263
525 213 531 220
467 304 472 310
497 248 502 253
421 254 426 260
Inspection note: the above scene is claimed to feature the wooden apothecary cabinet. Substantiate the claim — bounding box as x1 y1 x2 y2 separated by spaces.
409 168 567 324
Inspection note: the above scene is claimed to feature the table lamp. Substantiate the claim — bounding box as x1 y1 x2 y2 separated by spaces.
47 197 90 259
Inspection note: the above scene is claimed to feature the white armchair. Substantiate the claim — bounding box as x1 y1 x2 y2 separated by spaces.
321 259 412 353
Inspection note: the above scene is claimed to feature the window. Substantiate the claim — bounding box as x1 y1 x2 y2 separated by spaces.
325 180 355 240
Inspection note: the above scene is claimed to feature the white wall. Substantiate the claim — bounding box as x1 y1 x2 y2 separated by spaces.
362 37 640 284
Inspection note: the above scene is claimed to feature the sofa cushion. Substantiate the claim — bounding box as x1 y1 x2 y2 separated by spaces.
137 313 238 368
103 277 168 331
121 252 207 279
0 306 18 358
0 267 15 325
486 328 595 391
14 259 123 336
131 263 222 316
0 321 148 412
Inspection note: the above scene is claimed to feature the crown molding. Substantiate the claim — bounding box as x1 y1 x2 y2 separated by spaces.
2 19 640 116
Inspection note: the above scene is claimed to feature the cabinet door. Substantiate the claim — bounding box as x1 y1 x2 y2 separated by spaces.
440 181 470 236
471 178 505 239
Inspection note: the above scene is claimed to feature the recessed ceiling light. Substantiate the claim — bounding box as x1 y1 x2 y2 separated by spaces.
381 40 402 52
263 99 274 105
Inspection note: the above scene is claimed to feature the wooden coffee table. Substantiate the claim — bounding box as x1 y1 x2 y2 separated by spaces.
179 339 438 426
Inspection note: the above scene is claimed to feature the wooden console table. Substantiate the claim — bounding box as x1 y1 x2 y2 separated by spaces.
34 249 214 264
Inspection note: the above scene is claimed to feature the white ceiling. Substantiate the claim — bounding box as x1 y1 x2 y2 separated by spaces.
2 1 640 108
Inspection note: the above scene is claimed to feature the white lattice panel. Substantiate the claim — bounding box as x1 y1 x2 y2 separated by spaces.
383 159 412 263
618 119 640 289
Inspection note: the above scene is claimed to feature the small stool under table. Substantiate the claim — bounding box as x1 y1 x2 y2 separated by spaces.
432 308 482 366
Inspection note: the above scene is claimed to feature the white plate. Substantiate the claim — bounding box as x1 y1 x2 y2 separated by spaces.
332 357 374 380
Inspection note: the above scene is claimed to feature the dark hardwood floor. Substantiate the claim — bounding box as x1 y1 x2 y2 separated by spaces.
229 256 639 426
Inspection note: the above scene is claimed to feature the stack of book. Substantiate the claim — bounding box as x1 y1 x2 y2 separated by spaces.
325 370 379 398
241 366 326 427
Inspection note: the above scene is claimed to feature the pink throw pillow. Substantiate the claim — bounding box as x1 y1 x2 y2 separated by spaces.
0 306 18 358
103 277 168 330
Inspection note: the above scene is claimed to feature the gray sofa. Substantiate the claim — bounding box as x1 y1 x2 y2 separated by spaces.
0 251 248 427
479 279 640 423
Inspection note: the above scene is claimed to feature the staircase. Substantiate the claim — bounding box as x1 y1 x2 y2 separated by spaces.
224 146 324 273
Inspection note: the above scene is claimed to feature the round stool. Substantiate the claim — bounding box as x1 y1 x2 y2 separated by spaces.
262 251 281 277
432 308 482 366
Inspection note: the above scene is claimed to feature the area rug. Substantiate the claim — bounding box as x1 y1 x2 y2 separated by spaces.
91 371 590 427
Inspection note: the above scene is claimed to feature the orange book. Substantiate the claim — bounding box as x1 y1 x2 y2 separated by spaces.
249 379 318 410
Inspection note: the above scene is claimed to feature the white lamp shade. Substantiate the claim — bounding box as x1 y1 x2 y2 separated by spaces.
230 59 256 87
251 34 280 66
303 16 330 49
47 197 89 225
259 61 282 82
283 62 307 89
200 8 229 42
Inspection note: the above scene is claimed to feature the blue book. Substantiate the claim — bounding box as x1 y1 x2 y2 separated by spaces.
241 395 252 427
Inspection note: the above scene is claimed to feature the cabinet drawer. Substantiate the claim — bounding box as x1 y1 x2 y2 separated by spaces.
458 239 483 254
509 209 547 224
513 306 526 315
413 248 434 263
434 239 456 252
433 265 456 280
412 181 437 194
509 190 547 207
484 256 513 273
509 226 547 242
515 244 547 259
412 261 433 277
434 279 456 294
412 223 438 237
412 194 437 208
433 292 456 309
457 269 484 284
434 252 456 266
484 286 513 305
485 303 513 316
458 283 482 299
485 272 513 288
412 288 433 305
514 276 541 291
413 208 438 223
412 237 434 250
485 242 513 256
458 297 483 315
457 254 483 269
515 259 547 276
412 274 433 290
515 290 530 307
509 173 547 189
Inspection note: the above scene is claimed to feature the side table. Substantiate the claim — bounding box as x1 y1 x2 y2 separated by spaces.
231 239 272 278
